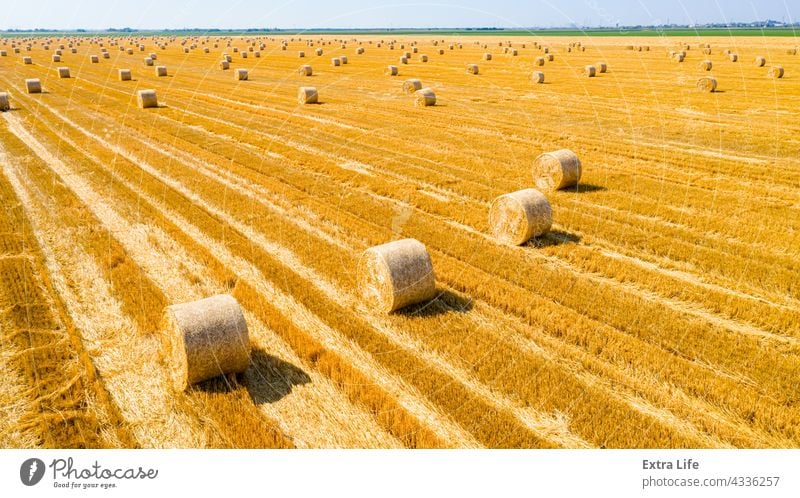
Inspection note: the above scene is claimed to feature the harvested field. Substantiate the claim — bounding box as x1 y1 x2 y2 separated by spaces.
0 34 798 449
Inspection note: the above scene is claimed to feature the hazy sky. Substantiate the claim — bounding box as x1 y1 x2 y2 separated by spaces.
1 0 797 30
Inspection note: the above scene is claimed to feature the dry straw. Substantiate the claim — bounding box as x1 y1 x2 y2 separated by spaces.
534 57 545 66
144 57 154 66
696 76 717 92
331 57 341 66
315 48 323 56
547 54 554 61
0 92 10 111
403 78 423 93
531 71 545 83
729 53 738 62
298 64 312 76
699 60 712 71
754 56 766 67
298 86 318 104
137 89 158 108
483 53 492 60
236 68 249 80
420 54 428 62
160 294 251 391
340 55 348 64
466 63 479 74
357 238 436 313
57 67 70 78
156 65 167 76
399 56 408 64
596 62 607 73
533 149 582 191
118 69 132 81
220 60 230 70
386 65 398 76
414 87 436 107
356 47 364 54
23 56 32 64
25 78 41 94
52 54 60 62
488 189 552 245
768 66 784 79
584 65 597 77
674 53 685 62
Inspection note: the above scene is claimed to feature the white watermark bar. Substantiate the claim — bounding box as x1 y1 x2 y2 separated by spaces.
1 450 797 497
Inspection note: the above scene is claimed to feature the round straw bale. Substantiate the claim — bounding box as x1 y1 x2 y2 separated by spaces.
386 64 398 76
25 78 41 94
414 87 436 106
102 52 110 59
155 65 167 76
483 53 492 60
315 48 323 56
699 60 712 71
533 149 582 191
674 53 685 62
531 71 545 83
754 56 766 67
298 50 305 57
0 92 10 111
126 48 133 55
225 54 232 62
399 56 408 64
52 54 60 62
204 47 210 53
596 62 607 73
220 60 230 69
298 86 318 104
0 51 6 57
534 56 545 66
118 69 132 81
89 54 99 63
584 65 597 77
241 51 248 58
438 49 444 55
298 64 312 76
340 55 348 64
331 57 341 66
768 66 784 78
466 63 479 74
403 51 411 59
57 67 70 78
357 239 436 313
547 54 554 61
403 78 422 93
729 53 738 62
488 189 552 245
149 52 157 60
160 294 250 391
254 51 260 58
236 68 249 80
419 54 428 62
23 56 32 64
144 57 154 66
356 47 365 54
702 48 712 55
137 89 158 108
696 76 717 92
787 48 797 55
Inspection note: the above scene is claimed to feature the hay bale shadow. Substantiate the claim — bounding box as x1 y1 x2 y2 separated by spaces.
529 230 581 248
396 288 473 318
566 183 606 194
245 348 311 404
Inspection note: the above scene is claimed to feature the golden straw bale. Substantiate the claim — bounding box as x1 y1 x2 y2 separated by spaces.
584 65 597 77
699 60 712 71
357 239 436 313
144 57 154 66
331 57 341 66
483 52 492 60
23 56 32 64
52 54 60 62
466 63 479 74
236 68 248 80
596 62 607 73
533 149 582 191
531 71 545 83
220 60 230 69
118 69 131 81
414 87 436 106
25 78 41 94
137 89 158 108
57 67 70 78
298 86 318 104
403 78 423 93
696 76 717 92
754 56 766 67
160 295 251 391
0 92 9 111
729 53 738 62
386 64 398 75
534 56 545 66
298 64 312 76
488 189 552 245
768 66 784 78
155 65 167 76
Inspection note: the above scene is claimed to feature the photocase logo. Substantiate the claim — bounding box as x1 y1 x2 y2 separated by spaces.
20 458 45 486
